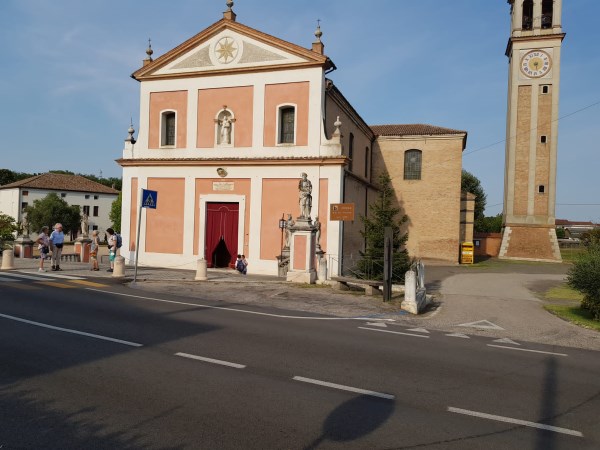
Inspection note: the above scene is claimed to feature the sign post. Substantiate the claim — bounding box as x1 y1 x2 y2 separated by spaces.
133 189 158 283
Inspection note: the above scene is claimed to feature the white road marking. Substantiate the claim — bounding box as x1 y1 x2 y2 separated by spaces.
293 376 395 400
175 352 245 369
0 313 143 347
458 320 505 330
85 288 394 322
365 322 388 327
487 344 568 357
358 327 429 338
406 327 429 333
448 407 583 437
493 338 520 346
446 333 470 339
22 271 85 280
0 272 56 281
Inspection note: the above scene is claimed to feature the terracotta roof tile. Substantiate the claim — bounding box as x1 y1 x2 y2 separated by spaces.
370 123 467 137
0 173 119 194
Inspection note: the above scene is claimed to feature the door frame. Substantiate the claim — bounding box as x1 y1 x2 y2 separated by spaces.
199 194 246 259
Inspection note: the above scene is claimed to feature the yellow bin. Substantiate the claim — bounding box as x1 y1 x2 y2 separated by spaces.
461 242 474 264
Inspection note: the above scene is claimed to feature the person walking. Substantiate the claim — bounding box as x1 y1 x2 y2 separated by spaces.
49 223 65 271
90 230 100 271
36 226 50 272
106 228 116 272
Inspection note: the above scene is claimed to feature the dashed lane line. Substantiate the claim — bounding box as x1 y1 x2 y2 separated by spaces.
293 376 395 400
0 281 41 290
448 407 583 437
175 352 246 369
16 271 85 280
0 313 143 347
358 327 430 338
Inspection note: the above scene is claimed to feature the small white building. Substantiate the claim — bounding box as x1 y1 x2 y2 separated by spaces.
0 173 119 239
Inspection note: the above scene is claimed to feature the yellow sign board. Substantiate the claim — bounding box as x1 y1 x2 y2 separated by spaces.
330 203 355 221
461 242 474 264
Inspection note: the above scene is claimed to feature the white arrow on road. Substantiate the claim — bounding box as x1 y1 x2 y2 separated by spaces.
446 333 470 339
366 322 388 328
493 338 520 346
458 320 505 330
406 328 429 334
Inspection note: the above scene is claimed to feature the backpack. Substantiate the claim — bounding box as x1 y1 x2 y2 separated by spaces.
116 233 122 249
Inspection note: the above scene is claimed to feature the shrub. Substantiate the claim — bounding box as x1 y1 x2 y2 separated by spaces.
567 244 600 320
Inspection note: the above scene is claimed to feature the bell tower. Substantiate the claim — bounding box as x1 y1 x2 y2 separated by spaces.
499 0 565 261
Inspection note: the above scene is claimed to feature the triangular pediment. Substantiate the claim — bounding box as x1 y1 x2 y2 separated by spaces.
133 19 330 80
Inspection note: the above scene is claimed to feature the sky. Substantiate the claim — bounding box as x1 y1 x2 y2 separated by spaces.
1 0 598 221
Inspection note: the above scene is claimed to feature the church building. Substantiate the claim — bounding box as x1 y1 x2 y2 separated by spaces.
118 2 468 277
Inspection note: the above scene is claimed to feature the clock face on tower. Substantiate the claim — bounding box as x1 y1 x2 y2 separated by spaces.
520 50 552 78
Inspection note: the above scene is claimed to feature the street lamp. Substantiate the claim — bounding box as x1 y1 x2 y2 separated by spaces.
278 213 287 252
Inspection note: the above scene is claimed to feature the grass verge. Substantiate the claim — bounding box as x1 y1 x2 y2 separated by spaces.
543 283 600 331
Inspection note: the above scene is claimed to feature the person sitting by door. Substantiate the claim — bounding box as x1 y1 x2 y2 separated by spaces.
236 254 245 274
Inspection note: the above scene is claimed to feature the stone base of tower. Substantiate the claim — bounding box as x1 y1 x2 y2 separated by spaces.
498 225 562 262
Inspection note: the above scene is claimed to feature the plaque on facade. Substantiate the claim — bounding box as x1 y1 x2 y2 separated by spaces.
213 182 234 191
330 203 355 221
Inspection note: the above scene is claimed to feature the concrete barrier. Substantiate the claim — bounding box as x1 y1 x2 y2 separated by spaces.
195 259 208 281
1 248 15 270
112 255 125 278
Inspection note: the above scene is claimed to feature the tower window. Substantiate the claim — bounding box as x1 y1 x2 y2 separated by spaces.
364 146 370 178
538 185 545 194
161 111 176 147
522 0 533 30
540 135 547 144
542 0 553 29
541 85 550 94
404 149 422 180
278 106 295 144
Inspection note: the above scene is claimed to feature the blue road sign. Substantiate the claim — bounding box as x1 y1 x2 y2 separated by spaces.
142 189 158 209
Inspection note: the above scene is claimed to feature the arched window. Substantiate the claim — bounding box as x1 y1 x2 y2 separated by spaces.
161 111 176 147
522 0 533 30
279 106 295 144
404 149 422 180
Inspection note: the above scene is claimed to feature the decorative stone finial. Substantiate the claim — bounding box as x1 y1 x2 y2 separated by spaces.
143 38 153 65
125 118 136 144
315 20 322 42
224 0 236 20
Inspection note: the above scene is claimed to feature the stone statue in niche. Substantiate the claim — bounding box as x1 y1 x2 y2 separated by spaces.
216 110 235 145
298 173 312 219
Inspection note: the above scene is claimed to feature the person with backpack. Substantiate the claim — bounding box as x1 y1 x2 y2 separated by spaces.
235 254 245 274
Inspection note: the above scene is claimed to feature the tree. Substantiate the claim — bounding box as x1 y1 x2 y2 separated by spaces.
25 193 80 236
109 192 122 232
475 213 503 233
0 213 18 249
358 172 411 282
461 170 487 222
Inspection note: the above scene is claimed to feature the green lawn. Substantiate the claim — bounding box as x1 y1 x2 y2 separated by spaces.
543 283 600 331
560 246 586 262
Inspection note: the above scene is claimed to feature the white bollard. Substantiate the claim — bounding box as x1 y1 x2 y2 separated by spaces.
1 247 15 270
317 256 327 284
195 259 208 281
112 255 125 278
402 270 418 314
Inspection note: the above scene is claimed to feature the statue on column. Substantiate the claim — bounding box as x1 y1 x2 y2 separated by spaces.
314 216 321 249
81 212 89 237
298 173 312 219
20 212 30 237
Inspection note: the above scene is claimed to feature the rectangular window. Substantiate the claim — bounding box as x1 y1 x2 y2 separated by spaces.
83 205 90 216
161 111 176 146
61 193 67 198
92 225 98 231
538 185 545 193
541 85 550 94
404 149 422 180
279 106 295 144
22 190 28 196
364 146 370 178
21 202 28 210
540 135 547 144
93 206 99 217
94 195 99 200
85 194 90 199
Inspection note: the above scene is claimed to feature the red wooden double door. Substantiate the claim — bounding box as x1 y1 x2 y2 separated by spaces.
205 202 239 268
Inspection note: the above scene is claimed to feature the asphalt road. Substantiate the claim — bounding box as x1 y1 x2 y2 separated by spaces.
1 271 599 449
